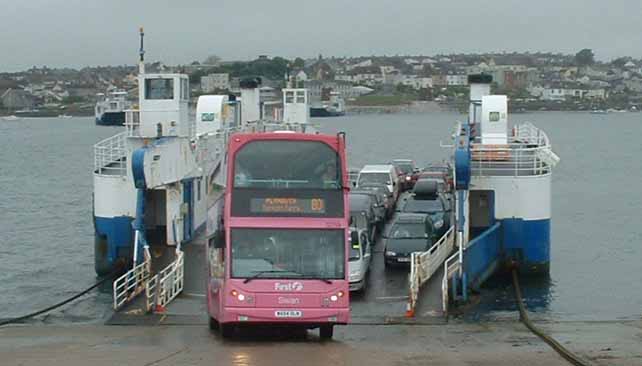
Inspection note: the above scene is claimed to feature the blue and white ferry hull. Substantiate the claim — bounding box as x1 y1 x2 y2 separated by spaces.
470 172 552 274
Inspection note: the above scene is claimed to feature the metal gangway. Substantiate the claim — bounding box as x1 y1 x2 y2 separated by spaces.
113 249 185 313
406 226 456 317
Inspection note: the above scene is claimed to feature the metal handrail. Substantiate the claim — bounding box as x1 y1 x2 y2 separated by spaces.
408 226 455 315
94 131 128 175
112 258 151 310
155 250 184 311
441 251 461 316
470 124 559 177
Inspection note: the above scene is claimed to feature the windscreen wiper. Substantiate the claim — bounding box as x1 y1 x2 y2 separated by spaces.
243 270 333 284
243 270 293 283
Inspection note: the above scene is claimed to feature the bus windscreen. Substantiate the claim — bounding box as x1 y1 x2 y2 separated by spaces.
230 228 345 280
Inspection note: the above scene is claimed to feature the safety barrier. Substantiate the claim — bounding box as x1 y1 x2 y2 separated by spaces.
94 131 128 175
155 250 184 312
470 123 559 177
145 274 158 312
441 251 461 316
112 259 151 310
407 226 455 316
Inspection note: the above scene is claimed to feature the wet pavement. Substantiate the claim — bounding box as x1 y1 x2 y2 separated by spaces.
2 320 640 366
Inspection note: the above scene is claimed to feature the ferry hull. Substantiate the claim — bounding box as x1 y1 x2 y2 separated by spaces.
501 218 550 275
310 107 345 117
96 112 126 126
93 216 134 275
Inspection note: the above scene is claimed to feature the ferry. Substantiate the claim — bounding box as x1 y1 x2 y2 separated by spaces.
95 91 132 126
97 31 559 337
310 91 345 117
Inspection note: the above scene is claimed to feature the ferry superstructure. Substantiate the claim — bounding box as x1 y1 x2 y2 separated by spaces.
95 91 132 126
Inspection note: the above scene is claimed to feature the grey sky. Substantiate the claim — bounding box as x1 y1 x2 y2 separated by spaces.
1 0 641 72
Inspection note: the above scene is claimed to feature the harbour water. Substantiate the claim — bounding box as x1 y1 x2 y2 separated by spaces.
1 112 641 322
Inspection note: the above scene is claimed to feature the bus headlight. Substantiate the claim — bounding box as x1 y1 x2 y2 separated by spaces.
385 251 396 257
433 219 444 229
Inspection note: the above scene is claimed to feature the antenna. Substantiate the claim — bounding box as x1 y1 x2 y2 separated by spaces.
138 27 145 74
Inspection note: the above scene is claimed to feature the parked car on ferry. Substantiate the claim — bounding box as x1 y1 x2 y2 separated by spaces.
396 179 451 238
349 192 378 243
420 162 454 192
390 159 420 191
348 228 372 292
357 183 395 219
383 213 436 267
356 164 401 206
351 188 386 229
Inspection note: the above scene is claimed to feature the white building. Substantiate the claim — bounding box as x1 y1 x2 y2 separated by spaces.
541 87 606 101
401 76 433 90
541 88 566 101
200 73 230 92
446 74 468 86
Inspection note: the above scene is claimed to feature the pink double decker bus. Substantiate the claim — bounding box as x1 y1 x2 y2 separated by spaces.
207 131 350 339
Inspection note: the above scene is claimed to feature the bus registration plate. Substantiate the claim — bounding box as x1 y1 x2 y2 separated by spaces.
275 310 302 318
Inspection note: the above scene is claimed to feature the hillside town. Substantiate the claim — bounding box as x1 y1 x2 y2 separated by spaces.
1 49 641 116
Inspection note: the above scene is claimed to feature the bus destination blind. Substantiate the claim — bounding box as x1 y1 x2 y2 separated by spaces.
250 198 326 214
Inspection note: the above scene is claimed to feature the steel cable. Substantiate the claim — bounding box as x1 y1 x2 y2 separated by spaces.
0 265 123 327
511 269 592 366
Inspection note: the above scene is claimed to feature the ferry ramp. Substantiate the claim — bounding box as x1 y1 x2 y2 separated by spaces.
107 223 452 326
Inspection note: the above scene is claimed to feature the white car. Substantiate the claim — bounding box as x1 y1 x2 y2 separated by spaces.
348 227 372 292
357 164 401 203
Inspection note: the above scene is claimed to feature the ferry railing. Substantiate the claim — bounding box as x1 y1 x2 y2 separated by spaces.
408 226 455 316
94 131 128 175
442 251 461 317
155 250 184 312
112 258 151 310
470 123 559 177
145 274 159 312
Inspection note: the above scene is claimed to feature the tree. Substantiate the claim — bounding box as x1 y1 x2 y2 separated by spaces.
293 57 305 68
575 49 595 67
611 56 631 68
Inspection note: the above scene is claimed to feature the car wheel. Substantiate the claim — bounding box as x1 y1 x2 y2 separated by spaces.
320 325 334 340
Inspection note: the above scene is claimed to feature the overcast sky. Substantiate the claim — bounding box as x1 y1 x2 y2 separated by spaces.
1 0 641 71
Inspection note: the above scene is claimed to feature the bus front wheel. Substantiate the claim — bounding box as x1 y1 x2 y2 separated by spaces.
208 317 219 330
319 325 334 340
221 324 235 338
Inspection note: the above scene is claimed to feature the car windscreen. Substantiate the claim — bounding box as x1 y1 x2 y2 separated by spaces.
389 223 426 239
401 198 443 213
395 163 414 174
358 173 390 186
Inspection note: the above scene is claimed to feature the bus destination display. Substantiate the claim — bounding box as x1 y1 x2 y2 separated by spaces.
250 198 326 214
